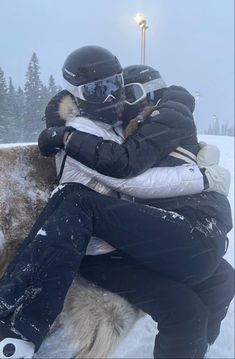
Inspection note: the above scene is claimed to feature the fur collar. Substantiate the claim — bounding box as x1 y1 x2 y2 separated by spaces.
58 94 80 122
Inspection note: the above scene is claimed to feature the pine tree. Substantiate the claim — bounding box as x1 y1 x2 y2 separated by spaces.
15 86 24 119
15 86 25 142
212 116 220 135
227 124 234 137
0 67 8 143
205 122 212 135
41 84 50 106
7 77 16 100
48 75 58 98
6 77 18 142
24 52 44 141
221 122 227 136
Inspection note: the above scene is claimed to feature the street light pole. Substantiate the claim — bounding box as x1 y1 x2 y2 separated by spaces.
135 14 148 64
139 19 148 64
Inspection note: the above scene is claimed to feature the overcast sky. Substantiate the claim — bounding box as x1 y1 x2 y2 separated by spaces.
0 0 234 132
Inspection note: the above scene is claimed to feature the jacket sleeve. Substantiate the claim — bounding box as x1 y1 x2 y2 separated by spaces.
72 160 204 198
65 108 193 178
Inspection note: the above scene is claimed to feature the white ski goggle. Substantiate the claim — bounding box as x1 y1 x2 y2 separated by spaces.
124 83 146 105
124 78 166 105
63 73 124 104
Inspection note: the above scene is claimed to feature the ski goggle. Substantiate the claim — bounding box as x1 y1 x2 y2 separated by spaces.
124 83 146 105
124 78 166 105
63 73 124 104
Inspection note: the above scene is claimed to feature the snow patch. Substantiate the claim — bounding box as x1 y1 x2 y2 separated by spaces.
49 184 66 198
36 228 47 237
0 229 5 251
0 142 36 148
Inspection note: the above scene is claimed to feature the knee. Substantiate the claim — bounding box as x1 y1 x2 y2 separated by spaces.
154 287 208 359
56 191 92 217
178 290 208 335
183 254 220 286
219 261 235 303
158 286 208 339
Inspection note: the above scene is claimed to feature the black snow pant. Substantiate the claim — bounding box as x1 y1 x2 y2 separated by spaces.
0 183 233 357
80 251 234 359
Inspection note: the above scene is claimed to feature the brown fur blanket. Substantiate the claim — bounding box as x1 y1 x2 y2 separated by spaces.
0 143 140 358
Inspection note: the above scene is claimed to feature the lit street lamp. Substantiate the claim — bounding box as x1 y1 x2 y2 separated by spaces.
135 13 148 64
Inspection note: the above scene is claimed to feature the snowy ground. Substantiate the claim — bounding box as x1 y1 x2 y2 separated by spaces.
3 135 234 358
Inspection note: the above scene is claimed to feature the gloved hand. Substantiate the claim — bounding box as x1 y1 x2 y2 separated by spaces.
197 141 220 166
38 126 76 156
197 142 230 196
203 164 231 196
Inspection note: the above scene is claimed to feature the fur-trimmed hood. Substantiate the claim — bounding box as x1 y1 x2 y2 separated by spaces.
45 90 79 128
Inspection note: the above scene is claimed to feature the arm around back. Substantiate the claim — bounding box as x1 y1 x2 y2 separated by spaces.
65 108 194 178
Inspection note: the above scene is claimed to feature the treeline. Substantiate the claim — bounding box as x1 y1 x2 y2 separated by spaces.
0 54 234 143
204 116 234 136
0 53 61 144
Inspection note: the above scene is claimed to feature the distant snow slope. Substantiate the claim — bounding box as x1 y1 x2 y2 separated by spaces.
2 135 234 359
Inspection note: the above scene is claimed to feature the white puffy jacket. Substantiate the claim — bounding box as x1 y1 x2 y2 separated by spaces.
54 116 204 255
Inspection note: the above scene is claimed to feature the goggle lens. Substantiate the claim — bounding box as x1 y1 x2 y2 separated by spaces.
124 83 146 105
80 74 124 104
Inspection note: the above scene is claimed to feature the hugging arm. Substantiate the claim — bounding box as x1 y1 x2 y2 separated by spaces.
38 128 230 198
71 159 204 199
65 109 192 178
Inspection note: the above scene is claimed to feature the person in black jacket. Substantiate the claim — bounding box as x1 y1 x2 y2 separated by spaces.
0 47 233 359
77 65 234 358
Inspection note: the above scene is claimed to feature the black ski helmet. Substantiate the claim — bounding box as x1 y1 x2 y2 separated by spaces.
62 46 125 125
123 64 166 121
123 64 165 86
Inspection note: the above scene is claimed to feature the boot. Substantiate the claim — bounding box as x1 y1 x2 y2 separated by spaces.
0 320 35 359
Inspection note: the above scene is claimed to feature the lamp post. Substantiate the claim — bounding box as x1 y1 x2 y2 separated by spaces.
135 13 148 64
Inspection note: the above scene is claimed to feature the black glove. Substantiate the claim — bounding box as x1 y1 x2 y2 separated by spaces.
38 126 76 156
